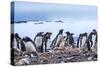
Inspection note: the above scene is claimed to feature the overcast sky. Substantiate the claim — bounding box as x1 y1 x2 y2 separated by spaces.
12 1 97 22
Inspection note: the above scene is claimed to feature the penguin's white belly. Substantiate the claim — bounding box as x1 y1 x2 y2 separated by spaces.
81 37 87 47
59 40 65 47
25 42 36 52
92 35 96 48
35 37 43 47
13 38 17 49
55 35 63 46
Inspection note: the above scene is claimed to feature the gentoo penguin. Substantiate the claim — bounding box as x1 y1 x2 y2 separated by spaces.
14 33 22 50
86 36 91 51
42 32 52 52
15 36 38 66
65 31 70 46
22 37 38 57
11 33 22 65
34 32 44 52
51 29 64 48
59 36 66 48
77 34 82 48
91 29 97 49
11 33 22 54
77 33 87 49
19 39 26 52
12 33 26 53
86 29 97 51
65 32 74 47
81 33 88 48
70 33 75 47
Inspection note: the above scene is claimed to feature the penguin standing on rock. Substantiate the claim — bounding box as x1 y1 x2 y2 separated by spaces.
65 31 70 46
11 33 22 54
51 29 64 49
77 34 82 48
65 32 74 47
22 37 38 57
34 32 44 52
14 36 38 66
86 29 97 51
81 33 88 48
90 29 97 49
42 32 52 52
77 33 87 49
11 33 22 65
70 33 75 47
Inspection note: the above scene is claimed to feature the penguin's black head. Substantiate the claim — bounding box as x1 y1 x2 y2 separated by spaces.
84 32 87 36
22 37 32 42
36 33 40 36
47 32 52 35
93 29 96 32
59 29 64 32
65 31 70 35
15 33 20 39
59 29 63 33
45 32 52 39
92 29 97 34
70 33 74 35
48 32 52 37
79 34 82 37
40 32 44 34
37 32 44 36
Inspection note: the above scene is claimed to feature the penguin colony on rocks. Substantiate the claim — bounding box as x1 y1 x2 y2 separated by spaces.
11 29 97 65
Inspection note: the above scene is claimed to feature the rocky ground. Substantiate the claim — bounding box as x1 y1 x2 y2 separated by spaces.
13 47 97 66
31 48 97 65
